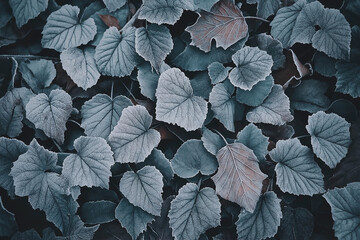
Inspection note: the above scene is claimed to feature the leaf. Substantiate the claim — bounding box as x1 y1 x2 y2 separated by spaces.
0 88 34 137
42 5 97 52
120 166 163 216
62 136 114 188
306 111 351 168
60 47 100 90
229 46 273 90
193 0 219 11
236 75 274 107
0 1 12 29
81 94 132 138
246 84 294 125
171 139 218 178
155 68 208 131
103 0 126 12
208 62 231 85
95 27 138 77
278 207 314 240
290 1 351 60
335 62 360 98
0 137 27 195
212 142 267 212
11 229 41 240
323 182 360 240
169 183 221 240
269 138 325 195
236 191 282 240
186 0 248 52
289 79 331 113
313 52 336 77
108 105 161 163
26 89 73 144
9 0 48 27
257 0 280 19
149 196 174 240
115 198 154 239
209 80 237 131
135 24 173 72
0 197 17 237
19 59 56 93
10 139 77 232
57 215 99 240
201 128 226 156
99 14 121 30
191 72 213 99
235 123 269 161
138 0 194 25
79 201 116 224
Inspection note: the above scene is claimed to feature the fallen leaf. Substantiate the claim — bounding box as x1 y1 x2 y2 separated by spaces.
99 14 121 30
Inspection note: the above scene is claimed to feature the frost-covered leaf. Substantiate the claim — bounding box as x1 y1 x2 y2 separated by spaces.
120 166 163 216
42 5 96 51
246 85 294 125
208 62 231 85
10 140 77 232
26 89 73 144
60 47 100 90
103 0 126 12
81 94 132 138
115 198 154 239
9 0 48 27
57 215 99 240
95 27 138 77
169 183 221 240
19 59 56 93
306 111 351 168
257 0 280 19
138 0 194 25
229 46 273 90
323 182 360 240
62 136 114 188
186 0 248 52
193 0 219 11
269 138 325 195
135 24 173 72
236 123 268 161
0 88 34 137
155 68 208 131
236 191 282 240
201 128 226 156
335 62 360 98
0 197 17 237
212 142 267 212
171 139 218 178
109 105 160 163
79 201 116 224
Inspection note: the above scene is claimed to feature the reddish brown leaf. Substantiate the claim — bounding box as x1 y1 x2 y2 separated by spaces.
212 142 267 212
99 14 121 30
186 0 248 52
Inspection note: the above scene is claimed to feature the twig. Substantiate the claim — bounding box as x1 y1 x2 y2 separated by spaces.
0 54 60 62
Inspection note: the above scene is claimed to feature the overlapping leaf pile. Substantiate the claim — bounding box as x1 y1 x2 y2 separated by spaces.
0 0 359 239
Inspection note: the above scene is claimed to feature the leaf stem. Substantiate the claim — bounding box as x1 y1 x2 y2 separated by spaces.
68 119 81 127
197 176 202 189
0 54 60 62
119 5 142 33
243 16 270 23
212 129 229 145
52 140 63 152
166 126 185 143
297 135 310 139
110 80 114 100
121 81 137 102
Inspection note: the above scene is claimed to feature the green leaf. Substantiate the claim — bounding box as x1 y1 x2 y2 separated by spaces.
191 71 213 99
19 59 56 93
115 198 154 239
95 27 138 77
313 52 336 77
0 197 17 237
229 46 273 90
269 138 325 195
169 183 221 240
236 75 274 107
235 123 269 161
0 88 34 137
171 139 218 178
60 47 100 90
10 139 77 232
155 68 208 131
236 191 282 240
0 137 27 195
208 62 231 85
246 84 294 125
42 5 97 52
135 24 173 72
103 0 126 12
201 128 226 156
335 62 360 98
109 105 160 163
81 94 133 139
306 111 351 168
9 0 48 27
62 136 114 188
26 89 73 144
57 215 99 240
257 0 280 19
138 0 194 25
120 166 163 216
324 183 360 240
79 201 116 224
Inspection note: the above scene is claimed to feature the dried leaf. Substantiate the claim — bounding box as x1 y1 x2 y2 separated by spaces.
99 14 121 30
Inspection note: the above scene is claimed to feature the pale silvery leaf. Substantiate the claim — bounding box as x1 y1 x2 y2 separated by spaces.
103 0 126 12
109 105 160 163
208 62 231 85
201 128 226 156
42 5 97 52
257 0 280 19
155 68 208 131
26 89 73 144
9 0 48 27
60 47 100 90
